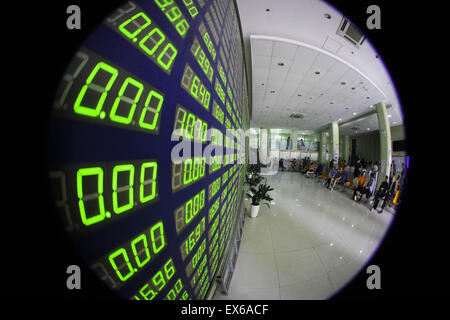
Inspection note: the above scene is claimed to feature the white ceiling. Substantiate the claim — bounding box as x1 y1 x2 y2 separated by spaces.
236 0 404 136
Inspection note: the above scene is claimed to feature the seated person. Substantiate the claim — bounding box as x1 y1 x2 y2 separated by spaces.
306 162 316 177
352 171 367 201
325 166 336 186
327 167 344 190
315 162 323 178
370 176 390 213
360 173 376 201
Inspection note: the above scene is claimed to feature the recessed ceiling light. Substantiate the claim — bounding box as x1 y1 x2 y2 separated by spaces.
324 13 331 19
367 128 370 130
353 112 357 115
338 118 342 121
278 62 284 66
297 94 302 97
341 82 346 85
388 114 392 118
330 102 333 104
393 122 397 124
366 97 370 99
270 90 275 93
261 83 264 86
369 105 373 108
266 8 270 12
351 87 355 90
345 107 349 110
314 71 320 75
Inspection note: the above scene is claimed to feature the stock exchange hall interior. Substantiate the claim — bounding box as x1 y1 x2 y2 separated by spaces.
48 0 407 300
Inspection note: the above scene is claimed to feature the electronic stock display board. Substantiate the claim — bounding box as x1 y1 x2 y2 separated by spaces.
48 0 250 300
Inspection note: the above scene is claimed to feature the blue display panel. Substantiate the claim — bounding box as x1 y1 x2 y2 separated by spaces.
48 0 249 300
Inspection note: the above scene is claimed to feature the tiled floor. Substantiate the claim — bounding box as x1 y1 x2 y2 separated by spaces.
213 171 395 300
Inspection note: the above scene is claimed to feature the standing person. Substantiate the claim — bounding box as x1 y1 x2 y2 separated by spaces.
370 176 389 213
279 158 283 172
352 171 367 201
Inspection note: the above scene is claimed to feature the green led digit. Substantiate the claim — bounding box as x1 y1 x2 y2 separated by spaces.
139 283 157 300
112 164 135 214
185 199 193 223
77 167 106 226
198 50 205 66
193 193 199 216
140 162 157 203
155 0 174 9
185 114 195 139
74 62 118 117
190 76 200 98
139 90 164 130
183 159 192 184
157 43 178 70
166 6 182 22
192 158 200 181
109 77 144 124
150 221 165 254
166 289 176 300
188 6 198 18
200 157 206 177
201 122 207 142
199 189 205 209
175 279 182 293
109 248 135 282
139 28 165 56
131 233 151 268
204 91 211 109
164 259 175 279
175 19 189 36
152 271 166 291
119 12 151 38
193 119 202 141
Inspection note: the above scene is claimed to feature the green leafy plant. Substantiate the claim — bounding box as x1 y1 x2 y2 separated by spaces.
247 164 261 175
244 171 264 188
246 183 274 207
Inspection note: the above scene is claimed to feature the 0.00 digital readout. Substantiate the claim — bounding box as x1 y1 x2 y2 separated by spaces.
91 220 166 289
49 159 158 231
54 49 165 134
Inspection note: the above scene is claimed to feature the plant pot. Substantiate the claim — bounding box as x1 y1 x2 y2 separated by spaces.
250 204 260 218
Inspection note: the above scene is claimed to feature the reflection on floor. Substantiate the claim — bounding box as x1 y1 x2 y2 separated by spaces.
213 171 395 300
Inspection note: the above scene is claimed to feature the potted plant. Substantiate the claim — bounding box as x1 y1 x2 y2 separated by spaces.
244 171 264 193
246 183 274 218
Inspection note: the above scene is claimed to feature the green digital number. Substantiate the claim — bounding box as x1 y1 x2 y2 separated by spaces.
74 62 118 117
109 248 134 282
139 90 164 130
119 12 151 38
131 233 151 268
112 164 135 214
150 221 165 254
77 167 106 226
140 162 157 203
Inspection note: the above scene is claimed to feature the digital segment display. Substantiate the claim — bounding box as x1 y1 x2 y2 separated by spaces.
49 0 249 300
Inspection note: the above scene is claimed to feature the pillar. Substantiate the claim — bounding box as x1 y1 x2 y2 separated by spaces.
259 128 270 165
343 135 350 163
375 101 392 189
319 131 327 164
291 132 298 150
329 121 339 166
